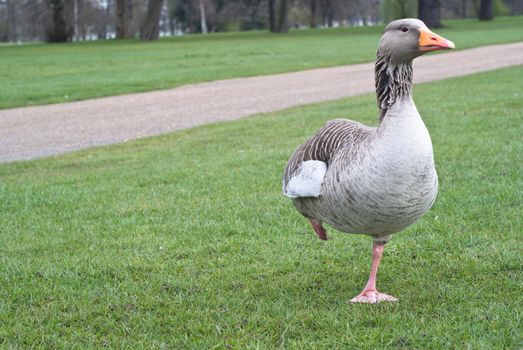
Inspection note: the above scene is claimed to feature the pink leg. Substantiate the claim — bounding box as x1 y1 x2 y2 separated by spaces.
350 242 398 303
309 219 327 241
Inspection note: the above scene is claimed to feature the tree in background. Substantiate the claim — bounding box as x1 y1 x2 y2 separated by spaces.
418 0 441 27
116 0 134 38
471 0 508 19
0 0 522 42
320 0 333 27
276 0 288 32
5 0 17 42
140 0 163 40
382 0 416 22
302 0 380 28
309 0 316 27
350 0 381 26
478 0 493 19
244 0 266 30
268 0 276 31
22 1 49 40
46 0 72 42
168 0 221 33
506 0 523 15
198 0 208 33
269 0 289 33
170 0 194 33
96 0 113 39
440 0 470 18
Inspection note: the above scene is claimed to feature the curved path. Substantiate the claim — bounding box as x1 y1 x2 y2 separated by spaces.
1 42 522 163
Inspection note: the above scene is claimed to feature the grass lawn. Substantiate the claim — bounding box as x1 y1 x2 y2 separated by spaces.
1 16 523 110
0 65 522 348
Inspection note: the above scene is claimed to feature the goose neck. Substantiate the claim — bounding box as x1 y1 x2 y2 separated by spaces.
375 55 414 123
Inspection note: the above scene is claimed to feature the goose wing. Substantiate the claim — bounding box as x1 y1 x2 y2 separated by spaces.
283 119 374 198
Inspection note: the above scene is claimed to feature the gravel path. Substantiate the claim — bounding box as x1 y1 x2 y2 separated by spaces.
1 42 522 163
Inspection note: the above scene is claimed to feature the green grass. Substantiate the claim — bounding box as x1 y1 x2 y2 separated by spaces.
1 16 523 110
1 66 522 348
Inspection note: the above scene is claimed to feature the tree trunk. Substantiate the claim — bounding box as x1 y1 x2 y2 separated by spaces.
116 0 133 38
73 0 77 40
116 0 126 38
478 0 493 20
169 16 175 35
140 0 164 40
5 1 14 41
78 0 87 40
29 1 39 40
320 0 333 27
199 0 207 34
461 0 467 18
418 0 442 28
106 0 112 37
269 0 276 32
310 0 316 28
326 0 333 27
126 0 134 36
276 0 288 33
99 0 112 39
46 0 69 42
7 0 18 42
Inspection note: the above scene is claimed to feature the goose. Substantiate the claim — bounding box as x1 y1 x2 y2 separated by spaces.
282 18 455 303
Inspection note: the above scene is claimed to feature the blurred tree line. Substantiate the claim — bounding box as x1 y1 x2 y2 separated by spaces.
0 0 520 42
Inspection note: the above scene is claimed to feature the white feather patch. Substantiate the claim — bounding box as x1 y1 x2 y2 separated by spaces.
284 160 327 198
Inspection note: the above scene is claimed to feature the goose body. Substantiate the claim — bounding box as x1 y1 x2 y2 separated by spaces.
282 18 454 303
284 99 438 241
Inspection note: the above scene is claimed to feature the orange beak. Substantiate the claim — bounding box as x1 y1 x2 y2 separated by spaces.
419 27 455 52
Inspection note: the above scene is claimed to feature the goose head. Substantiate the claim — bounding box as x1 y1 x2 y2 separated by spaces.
378 18 455 64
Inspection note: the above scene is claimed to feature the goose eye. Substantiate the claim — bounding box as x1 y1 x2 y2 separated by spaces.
400 26 408 33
